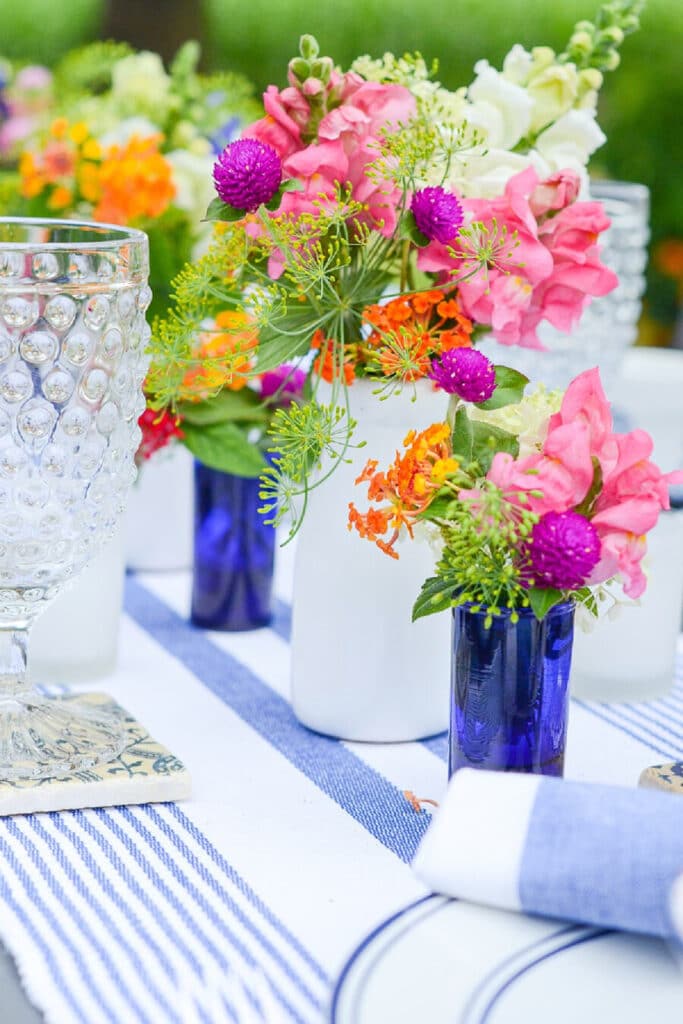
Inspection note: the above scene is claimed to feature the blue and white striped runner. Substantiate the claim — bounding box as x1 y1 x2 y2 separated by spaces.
0 566 680 1023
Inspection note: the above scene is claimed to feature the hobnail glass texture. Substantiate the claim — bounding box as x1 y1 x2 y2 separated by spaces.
478 180 650 392
449 603 574 777
0 218 150 779
191 462 275 631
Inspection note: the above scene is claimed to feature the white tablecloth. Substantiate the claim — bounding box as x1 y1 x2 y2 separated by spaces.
1 544 681 1023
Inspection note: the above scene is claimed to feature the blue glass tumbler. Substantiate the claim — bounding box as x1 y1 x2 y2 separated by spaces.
191 461 275 631
449 603 574 777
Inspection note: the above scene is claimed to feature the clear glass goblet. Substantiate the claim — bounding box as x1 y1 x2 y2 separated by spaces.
0 217 150 780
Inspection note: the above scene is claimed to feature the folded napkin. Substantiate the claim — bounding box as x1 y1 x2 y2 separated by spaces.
672 875 683 943
413 769 683 939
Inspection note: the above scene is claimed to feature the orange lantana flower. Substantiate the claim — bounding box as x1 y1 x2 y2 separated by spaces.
311 329 355 384
360 290 473 384
348 423 458 558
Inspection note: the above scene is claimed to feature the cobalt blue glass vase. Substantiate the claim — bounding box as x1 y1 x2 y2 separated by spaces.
449 603 574 777
191 461 275 631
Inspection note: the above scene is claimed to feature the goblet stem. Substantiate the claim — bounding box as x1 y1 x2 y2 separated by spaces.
0 627 29 699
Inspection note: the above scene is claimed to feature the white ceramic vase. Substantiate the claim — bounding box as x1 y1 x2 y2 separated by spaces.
571 509 683 702
30 528 125 685
125 442 194 571
290 380 451 741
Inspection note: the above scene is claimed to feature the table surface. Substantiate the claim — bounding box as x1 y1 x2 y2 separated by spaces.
2 541 682 1024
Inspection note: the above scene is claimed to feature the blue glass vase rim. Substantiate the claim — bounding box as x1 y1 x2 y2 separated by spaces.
453 599 575 621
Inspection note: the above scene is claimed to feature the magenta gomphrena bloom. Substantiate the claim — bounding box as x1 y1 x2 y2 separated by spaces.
213 139 282 212
411 186 464 244
527 511 601 591
429 348 496 403
260 364 306 402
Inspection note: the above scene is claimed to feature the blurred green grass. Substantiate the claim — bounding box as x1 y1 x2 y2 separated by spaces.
0 0 104 63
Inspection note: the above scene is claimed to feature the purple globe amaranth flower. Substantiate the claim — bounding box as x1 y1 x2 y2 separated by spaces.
429 347 496 403
213 139 282 212
527 510 601 591
411 186 464 244
260 364 306 402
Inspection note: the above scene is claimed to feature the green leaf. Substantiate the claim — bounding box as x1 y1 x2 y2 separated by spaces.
477 365 529 411
412 576 456 622
398 210 430 247
280 178 305 193
528 587 564 621
204 197 246 222
470 421 519 474
418 493 457 522
177 389 268 428
574 457 603 518
255 325 314 374
180 421 265 477
451 406 473 464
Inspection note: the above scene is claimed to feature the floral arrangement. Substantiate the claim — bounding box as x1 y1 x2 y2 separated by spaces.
147 1 642 528
349 359 683 622
3 42 259 317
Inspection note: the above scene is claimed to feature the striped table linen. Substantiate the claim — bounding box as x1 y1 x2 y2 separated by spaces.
1 551 682 1023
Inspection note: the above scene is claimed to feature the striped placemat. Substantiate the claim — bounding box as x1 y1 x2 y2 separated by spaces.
0 567 678 1023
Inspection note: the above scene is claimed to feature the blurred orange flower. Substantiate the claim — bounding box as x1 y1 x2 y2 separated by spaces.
179 311 259 401
93 135 176 224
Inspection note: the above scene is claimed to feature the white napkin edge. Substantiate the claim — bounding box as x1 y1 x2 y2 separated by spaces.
412 768 541 911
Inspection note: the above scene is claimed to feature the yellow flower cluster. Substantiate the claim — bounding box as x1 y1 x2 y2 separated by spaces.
19 117 176 225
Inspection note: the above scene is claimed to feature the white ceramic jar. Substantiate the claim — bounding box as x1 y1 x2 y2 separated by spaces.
125 442 194 571
290 380 451 741
30 527 125 685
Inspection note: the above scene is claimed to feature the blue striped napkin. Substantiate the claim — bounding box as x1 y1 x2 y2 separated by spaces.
413 769 683 939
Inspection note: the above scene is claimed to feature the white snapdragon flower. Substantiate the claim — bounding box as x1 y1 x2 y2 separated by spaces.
450 150 526 198
527 62 580 133
166 150 216 226
111 52 173 118
535 108 606 174
467 60 532 150
469 384 563 459
502 44 534 85
449 148 551 200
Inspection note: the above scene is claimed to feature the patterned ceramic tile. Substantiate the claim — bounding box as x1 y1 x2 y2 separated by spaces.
638 762 683 794
0 692 190 815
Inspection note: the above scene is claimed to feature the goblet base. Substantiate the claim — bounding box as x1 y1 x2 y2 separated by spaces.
0 692 129 781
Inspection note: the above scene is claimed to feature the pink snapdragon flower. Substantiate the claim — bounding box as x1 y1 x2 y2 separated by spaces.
486 368 683 598
418 166 617 349
244 73 415 267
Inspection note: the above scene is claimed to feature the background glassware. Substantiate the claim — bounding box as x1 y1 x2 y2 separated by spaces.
449 603 574 777
0 217 150 779
479 180 650 392
191 461 275 631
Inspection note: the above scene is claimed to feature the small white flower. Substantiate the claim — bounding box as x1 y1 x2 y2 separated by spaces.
98 116 161 148
469 384 563 458
166 149 216 225
502 45 534 86
527 62 580 133
450 147 549 199
467 61 532 150
535 108 606 174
